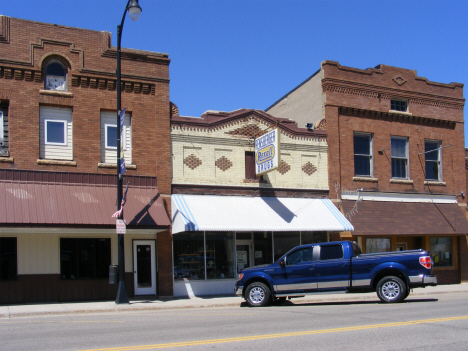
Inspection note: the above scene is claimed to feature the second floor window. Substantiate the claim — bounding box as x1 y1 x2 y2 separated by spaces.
425 140 441 181
391 136 408 179
40 106 73 161
354 133 373 177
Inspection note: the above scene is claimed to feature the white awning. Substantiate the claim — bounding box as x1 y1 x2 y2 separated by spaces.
171 194 354 234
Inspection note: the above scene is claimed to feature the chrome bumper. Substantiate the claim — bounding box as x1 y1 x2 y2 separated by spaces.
235 285 243 296
409 275 437 285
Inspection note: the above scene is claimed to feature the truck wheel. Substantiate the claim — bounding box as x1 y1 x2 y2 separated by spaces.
376 276 406 303
245 282 271 307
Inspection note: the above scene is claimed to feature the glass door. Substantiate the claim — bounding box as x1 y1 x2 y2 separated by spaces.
133 240 156 295
236 239 253 271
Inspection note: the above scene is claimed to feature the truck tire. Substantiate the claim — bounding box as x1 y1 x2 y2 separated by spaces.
245 282 271 307
376 276 406 303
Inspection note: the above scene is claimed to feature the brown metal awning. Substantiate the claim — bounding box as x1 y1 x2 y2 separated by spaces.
0 181 170 227
341 200 468 236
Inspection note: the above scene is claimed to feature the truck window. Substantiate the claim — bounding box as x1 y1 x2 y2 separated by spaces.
320 245 343 260
286 247 312 266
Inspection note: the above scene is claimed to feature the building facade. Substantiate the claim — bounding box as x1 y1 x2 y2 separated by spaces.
170 108 353 297
267 61 468 284
0 16 172 304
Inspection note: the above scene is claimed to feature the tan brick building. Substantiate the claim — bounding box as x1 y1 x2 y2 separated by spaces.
170 108 353 297
0 16 172 304
267 61 468 284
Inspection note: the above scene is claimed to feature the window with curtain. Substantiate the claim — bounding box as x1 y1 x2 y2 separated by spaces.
391 136 409 179
425 140 441 181
354 133 373 177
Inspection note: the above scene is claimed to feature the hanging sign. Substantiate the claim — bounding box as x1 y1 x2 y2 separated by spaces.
255 128 280 175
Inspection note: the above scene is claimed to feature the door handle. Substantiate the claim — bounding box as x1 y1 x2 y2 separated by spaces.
309 266 315 270
340 263 347 267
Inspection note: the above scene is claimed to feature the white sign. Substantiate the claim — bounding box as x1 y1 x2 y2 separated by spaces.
255 128 280 175
116 219 126 234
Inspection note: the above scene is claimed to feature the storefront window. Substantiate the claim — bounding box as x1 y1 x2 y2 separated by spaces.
301 231 327 245
0 237 17 281
206 232 235 279
173 232 205 280
430 237 453 267
254 232 272 265
273 232 300 261
365 238 391 253
60 238 110 279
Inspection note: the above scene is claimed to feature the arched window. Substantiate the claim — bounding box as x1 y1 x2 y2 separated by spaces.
44 60 67 91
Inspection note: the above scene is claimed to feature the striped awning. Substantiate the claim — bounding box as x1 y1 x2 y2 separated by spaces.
171 194 354 234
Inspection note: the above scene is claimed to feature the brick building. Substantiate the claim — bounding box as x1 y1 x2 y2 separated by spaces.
170 107 352 297
0 16 172 304
267 61 468 284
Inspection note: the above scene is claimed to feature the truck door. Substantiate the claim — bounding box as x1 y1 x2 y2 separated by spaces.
314 244 350 290
273 246 317 293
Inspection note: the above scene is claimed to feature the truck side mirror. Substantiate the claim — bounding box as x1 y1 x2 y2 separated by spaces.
280 260 285 267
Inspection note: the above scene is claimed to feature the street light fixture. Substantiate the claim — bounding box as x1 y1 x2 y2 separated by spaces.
115 0 142 305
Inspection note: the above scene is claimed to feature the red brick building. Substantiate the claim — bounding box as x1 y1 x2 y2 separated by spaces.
0 16 172 304
267 61 468 284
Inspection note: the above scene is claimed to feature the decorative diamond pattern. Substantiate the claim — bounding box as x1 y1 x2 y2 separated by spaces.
226 124 262 137
302 162 317 176
277 160 291 175
184 154 202 170
392 75 407 86
215 156 233 171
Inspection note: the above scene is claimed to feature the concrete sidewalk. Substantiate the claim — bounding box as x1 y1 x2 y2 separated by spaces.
1 284 467 319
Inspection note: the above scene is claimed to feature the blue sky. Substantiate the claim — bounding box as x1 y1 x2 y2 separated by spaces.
2 0 467 144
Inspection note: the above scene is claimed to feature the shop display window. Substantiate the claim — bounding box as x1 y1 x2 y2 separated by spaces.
365 238 391 253
206 232 235 279
60 238 110 279
273 232 300 262
173 232 205 280
0 237 17 281
301 231 327 245
254 232 272 266
430 237 453 267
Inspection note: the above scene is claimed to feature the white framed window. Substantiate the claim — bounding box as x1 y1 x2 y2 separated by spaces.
390 99 408 112
100 111 131 164
353 132 373 177
44 119 67 145
425 140 442 181
391 136 409 179
104 124 126 150
40 106 73 161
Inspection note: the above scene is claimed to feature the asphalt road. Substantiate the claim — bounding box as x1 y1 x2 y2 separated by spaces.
2 293 468 351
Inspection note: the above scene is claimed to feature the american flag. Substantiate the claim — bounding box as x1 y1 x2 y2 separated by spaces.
111 182 130 218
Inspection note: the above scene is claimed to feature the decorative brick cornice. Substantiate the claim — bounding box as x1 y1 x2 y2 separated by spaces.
0 16 10 44
323 78 464 111
171 109 327 142
338 106 457 128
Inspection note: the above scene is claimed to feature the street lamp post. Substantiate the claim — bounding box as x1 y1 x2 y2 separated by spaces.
115 0 142 305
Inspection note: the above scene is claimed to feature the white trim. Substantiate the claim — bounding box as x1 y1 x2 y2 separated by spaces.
341 191 457 204
391 135 409 179
44 119 67 146
353 132 374 177
0 111 3 144
105 124 126 150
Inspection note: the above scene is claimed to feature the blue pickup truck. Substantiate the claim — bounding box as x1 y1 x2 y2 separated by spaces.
235 241 437 307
